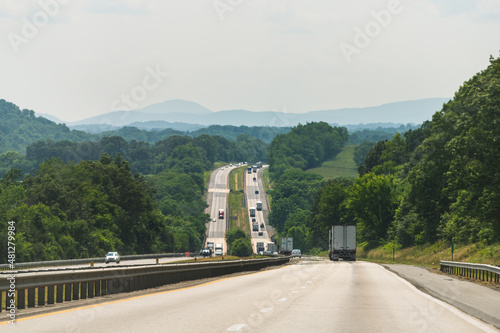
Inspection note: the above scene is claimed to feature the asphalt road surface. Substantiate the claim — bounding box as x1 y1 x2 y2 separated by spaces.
205 165 238 254
3 260 497 332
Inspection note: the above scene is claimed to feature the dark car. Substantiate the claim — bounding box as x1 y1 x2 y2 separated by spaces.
201 248 211 257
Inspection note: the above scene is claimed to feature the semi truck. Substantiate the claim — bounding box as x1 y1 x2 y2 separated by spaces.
247 167 252 174
252 224 259 232
256 201 262 211
267 242 277 253
279 237 293 255
249 207 256 217
329 225 356 261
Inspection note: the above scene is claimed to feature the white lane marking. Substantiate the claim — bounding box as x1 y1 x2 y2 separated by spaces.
301 286 308 289
260 307 273 313
227 324 247 331
278 297 287 302
306 281 312 283
291 290 299 294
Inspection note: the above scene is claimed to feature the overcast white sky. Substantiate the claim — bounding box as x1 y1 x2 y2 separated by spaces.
1 0 499 122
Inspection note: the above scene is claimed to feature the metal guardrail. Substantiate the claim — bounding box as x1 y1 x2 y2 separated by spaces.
440 261 500 284
0 253 193 270
0 257 289 312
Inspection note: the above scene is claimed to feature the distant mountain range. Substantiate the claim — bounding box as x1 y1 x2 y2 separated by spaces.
51 98 449 131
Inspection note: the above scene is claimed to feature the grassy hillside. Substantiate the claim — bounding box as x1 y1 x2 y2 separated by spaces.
358 241 500 269
306 145 358 179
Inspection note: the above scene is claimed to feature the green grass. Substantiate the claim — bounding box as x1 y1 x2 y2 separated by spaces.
358 241 500 269
306 145 358 179
228 166 249 233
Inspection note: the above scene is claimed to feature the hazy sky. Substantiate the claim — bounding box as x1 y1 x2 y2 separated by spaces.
1 0 499 122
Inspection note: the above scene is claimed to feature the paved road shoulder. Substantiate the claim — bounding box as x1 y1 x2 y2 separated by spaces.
384 264 500 329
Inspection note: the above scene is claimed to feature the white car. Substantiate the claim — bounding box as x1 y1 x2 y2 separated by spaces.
291 249 302 258
214 249 223 256
105 252 120 264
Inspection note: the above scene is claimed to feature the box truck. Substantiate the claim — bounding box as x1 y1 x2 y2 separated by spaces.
329 225 356 261
249 207 256 217
256 201 262 211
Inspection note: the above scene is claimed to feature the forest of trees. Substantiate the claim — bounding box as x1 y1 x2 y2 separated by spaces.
266 122 350 252
0 116 269 262
308 55 500 249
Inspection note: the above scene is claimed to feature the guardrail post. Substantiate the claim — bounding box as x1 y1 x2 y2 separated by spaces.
103 280 109 295
72 283 79 300
18 289 25 309
28 288 35 308
57 285 64 303
6 290 14 312
88 281 94 298
47 285 55 304
81 282 87 299
65 284 71 302
38 286 45 306
95 280 101 297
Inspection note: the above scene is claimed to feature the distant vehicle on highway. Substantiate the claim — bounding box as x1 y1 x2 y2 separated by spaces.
201 248 211 257
219 209 224 219
215 243 223 256
212 218 216 222
105 252 120 264
291 249 301 258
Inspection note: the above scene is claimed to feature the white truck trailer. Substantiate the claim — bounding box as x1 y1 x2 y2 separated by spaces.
329 225 356 261
256 201 262 211
279 237 293 255
249 207 256 217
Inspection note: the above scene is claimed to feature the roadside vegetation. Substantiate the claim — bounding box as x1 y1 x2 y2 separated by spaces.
358 242 500 269
226 166 253 256
228 166 249 233
306 145 358 179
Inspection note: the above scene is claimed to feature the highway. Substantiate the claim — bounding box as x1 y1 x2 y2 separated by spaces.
11 257 191 271
205 165 238 254
4 260 497 332
245 165 273 253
